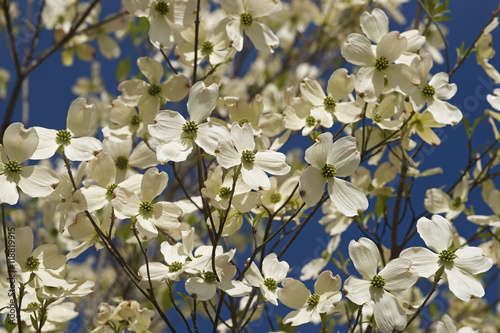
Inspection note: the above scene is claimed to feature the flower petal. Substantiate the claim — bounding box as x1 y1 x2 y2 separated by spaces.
416 215 452 252
4 123 39 162
328 178 368 217
299 165 325 207
360 9 389 44
454 247 493 275
399 246 440 278
278 278 310 309
341 33 375 66
379 258 418 291
343 277 372 305
18 166 59 198
376 31 407 63
348 237 379 278
373 290 407 333
446 266 485 301
244 21 279 53
187 82 219 124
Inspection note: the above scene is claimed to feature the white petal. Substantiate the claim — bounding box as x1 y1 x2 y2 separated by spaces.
328 136 359 177
278 278 310 309
138 262 168 286
215 140 241 168
247 0 282 18
348 237 379 278
149 15 173 49
66 98 96 137
299 166 325 207
196 122 230 155
73 186 108 211
0 175 18 205
254 151 290 176
304 132 333 167
241 163 270 190
379 258 418 291
88 152 116 187
220 0 244 17
327 68 355 100
283 308 314 326
65 137 102 161
18 166 59 198
217 280 252 297
141 168 168 202
245 21 279 53
4 122 39 162
373 291 407 333
429 72 457 100
360 9 389 44
187 82 218 123
159 74 191 102
231 122 255 152
148 110 185 141
300 77 326 105
376 31 407 63
136 216 159 238
156 139 193 163
152 202 182 231
244 261 264 287
314 270 341 295
343 277 372 305
30 127 58 160
328 178 368 217
137 57 163 85
355 66 382 102
185 277 216 301
262 253 289 282
454 247 493 275
416 215 452 252
341 33 375 66
112 187 141 217
400 247 440 278
446 266 485 301
226 20 244 51
427 98 462 125
385 63 420 96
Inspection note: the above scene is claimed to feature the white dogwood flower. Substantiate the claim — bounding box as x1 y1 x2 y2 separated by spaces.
0 123 59 205
244 253 289 306
148 81 229 163
30 98 102 161
344 237 418 333
299 132 368 216
400 215 493 301
215 123 290 191
278 270 342 326
221 0 282 53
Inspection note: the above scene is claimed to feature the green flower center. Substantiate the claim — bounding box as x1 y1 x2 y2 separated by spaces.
370 275 386 289
241 150 255 164
27 302 40 309
321 164 336 179
307 294 320 308
422 84 436 97
305 115 316 127
115 156 128 170
201 41 215 56
26 256 40 272
5 160 22 175
130 115 141 127
169 261 183 273
182 120 199 134
56 129 72 145
106 183 118 197
438 249 457 263
240 12 253 26
238 118 250 126
375 56 389 71
219 186 232 199
263 278 278 292
373 112 382 123
203 271 217 283
148 84 161 96
155 1 169 15
452 197 462 208
139 201 154 214
323 96 336 111
270 193 281 204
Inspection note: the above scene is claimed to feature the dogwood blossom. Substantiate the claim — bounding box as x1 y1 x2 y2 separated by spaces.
344 237 418 333
221 0 282 53
278 270 342 326
400 215 493 301
0 122 59 205
215 122 290 190
299 132 368 216
244 253 289 305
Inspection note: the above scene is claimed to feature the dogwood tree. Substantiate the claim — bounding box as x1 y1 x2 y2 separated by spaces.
1 0 499 332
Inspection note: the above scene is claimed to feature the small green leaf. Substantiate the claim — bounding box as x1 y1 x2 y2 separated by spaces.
177 292 193 310
116 57 131 82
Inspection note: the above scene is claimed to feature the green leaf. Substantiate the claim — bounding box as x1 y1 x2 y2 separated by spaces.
116 57 131 82
470 114 487 137
177 292 193 310
462 116 470 137
250 211 266 227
